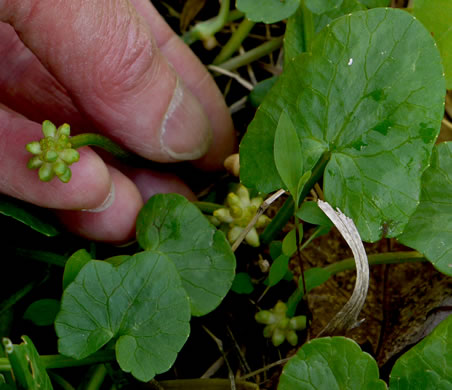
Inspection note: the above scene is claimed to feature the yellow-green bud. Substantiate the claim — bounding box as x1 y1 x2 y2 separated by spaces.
42 120 56 137
245 228 260 247
255 310 276 325
38 163 54 182
228 226 243 244
272 328 285 347
289 316 307 331
286 330 298 346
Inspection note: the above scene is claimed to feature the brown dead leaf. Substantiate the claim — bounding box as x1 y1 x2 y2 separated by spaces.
180 0 207 32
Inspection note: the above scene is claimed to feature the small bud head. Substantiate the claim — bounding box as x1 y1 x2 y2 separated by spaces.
230 205 243 218
256 215 271 229
60 149 80 164
286 330 298 346
27 156 43 169
227 192 241 207
53 161 68 177
274 301 287 315
213 208 233 224
44 150 58 162
245 228 260 247
38 163 54 182
272 328 285 347
263 324 274 338
289 316 307 331
26 141 42 155
255 310 276 325
57 123 71 137
42 120 57 137
58 168 72 183
228 226 243 244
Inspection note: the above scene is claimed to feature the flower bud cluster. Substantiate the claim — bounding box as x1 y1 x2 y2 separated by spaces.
26 120 80 183
255 301 306 347
211 185 271 247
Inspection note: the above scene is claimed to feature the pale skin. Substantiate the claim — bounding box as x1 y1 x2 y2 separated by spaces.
0 0 236 243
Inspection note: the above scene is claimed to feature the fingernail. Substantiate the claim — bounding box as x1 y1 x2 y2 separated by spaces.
81 181 115 213
160 77 212 160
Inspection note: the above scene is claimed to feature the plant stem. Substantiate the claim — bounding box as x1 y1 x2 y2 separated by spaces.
0 350 115 372
213 18 256 64
323 251 426 275
260 151 331 244
15 248 67 267
216 36 283 71
301 2 314 52
84 364 108 390
48 371 76 390
194 201 224 214
70 133 135 162
182 0 230 45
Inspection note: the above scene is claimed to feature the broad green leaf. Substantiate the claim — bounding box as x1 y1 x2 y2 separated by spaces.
236 0 300 23
398 143 452 276
55 252 191 382
240 8 445 242
62 249 92 290
274 111 304 201
296 201 333 227
278 337 387 389
0 195 59 237
390 315 452 389
285 0 365 64
359 0 390 7
2 336 53 390
136 194 236 316
23 299 60 326
282 225 303 256
248 76 279 108
268 254 290 287
305 0 343 14
413 0 452 89
231 272 254 294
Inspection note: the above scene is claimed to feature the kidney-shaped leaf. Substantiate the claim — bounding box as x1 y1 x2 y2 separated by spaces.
278 337 387 389
399 143 452 276
55 252 191 382
413 0 452 89
136 194 236 316
390 315 452 389
240 8 445 242
236 0 300 23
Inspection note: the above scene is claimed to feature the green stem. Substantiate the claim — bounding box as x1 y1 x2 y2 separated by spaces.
70 134 134 162
260 151 331 244
324 251 426 275
183 0 230 45
48 371 76 390
0 350 115 372
301 2 314 52
216 36 283 71
193 201 223 214
213 18 256 65
84 364 107 390
15 248 67 267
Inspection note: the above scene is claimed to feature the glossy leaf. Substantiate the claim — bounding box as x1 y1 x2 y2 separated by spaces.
305 0 343 14
313 0 365 32
136 194 236 316
390 315 452 389
240 8 445 242
62 249 92 290
236 0 300 23
398 143 452 276
274 111 304 202
23 299 60 326
0 195 59 237
413 0 452 89
278 337 387 389
55 252 191 382
268 254 290 287
296 201 333 227
248 76 279 108
231 272 254 294
359 0 391 7
2 336 53 390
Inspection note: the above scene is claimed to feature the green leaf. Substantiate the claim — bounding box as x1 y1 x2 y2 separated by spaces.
268 254 290 287
281 225 303 256
55 252 190 382
359 0 391 7
236 0 300 23
413 0 452 89
305 0 343 14
136 194 236 316
390 316 452 389
248 76 279 108
2 336 53 390
296 201 333 227
312 0 366 32
274 111 304 201
231 272 254 294
62 249 92 290
398 143 452 276
240 8 445 242
278 337 387 389
23 299 60 326
0 195 59 237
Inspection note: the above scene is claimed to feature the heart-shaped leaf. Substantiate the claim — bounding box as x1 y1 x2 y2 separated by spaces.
236 0 300 23
278 337 387 389
413 0 452 89
240 8 445 242
398 143 452 276
55 252 191 382
390 315 452 389
136 194 236 316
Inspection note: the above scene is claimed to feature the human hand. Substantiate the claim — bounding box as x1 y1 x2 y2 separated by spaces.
0 0 236 243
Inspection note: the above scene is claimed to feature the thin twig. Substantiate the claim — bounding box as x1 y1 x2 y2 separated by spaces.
231 189 286 252
208 65 254 90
